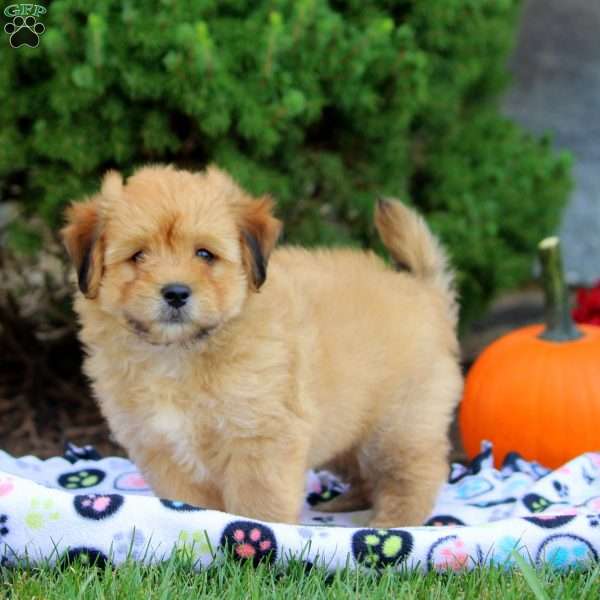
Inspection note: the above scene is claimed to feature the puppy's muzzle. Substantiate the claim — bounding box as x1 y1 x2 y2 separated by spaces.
161 283 191 309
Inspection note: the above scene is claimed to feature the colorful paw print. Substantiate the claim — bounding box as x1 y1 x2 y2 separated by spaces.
114 472 151 492
25 497 61 530
58 469 105 490
63 443 103 463
454 476 493 500
176 530 213 565
160 498 204 512
504 475 532 495
584 495 600 512
0 476 15 497
112 528 146 563
352 528 413 568
306 487 342 506
427 535 470 571
489 535 520 567
522 493 554 513
297 527 330 541
586 514 600 528
424 515 465 527
220 521 277 567
0 514 8 537
74 493 124 520
61 547 108 568
523 515 576 529
536 534 597 570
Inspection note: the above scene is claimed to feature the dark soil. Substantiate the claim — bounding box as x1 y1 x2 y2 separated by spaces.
0 302 123 458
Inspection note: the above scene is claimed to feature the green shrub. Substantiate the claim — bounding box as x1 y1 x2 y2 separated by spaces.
0 0 571 323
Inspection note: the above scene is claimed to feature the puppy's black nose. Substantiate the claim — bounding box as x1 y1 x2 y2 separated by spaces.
161 283 191 309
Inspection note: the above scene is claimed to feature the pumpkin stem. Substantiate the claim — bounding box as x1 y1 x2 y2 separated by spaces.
538 236 583 342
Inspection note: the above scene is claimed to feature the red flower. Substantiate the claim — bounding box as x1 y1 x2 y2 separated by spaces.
572 282 600 325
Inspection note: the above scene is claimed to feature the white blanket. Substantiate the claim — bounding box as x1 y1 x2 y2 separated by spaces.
1 442 599 572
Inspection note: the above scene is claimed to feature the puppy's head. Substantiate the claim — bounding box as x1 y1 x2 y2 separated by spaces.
61 165 281 346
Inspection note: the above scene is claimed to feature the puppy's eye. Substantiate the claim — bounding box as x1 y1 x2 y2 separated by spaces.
196 248 216 263
131 250 145 263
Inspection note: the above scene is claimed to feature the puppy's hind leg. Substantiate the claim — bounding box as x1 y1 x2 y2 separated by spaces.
368 361 461 528
369 445 449 528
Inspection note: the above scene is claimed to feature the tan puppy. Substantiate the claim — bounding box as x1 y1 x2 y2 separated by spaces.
61 165 462 527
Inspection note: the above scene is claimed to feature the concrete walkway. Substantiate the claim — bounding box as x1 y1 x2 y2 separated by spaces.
504 0 600 285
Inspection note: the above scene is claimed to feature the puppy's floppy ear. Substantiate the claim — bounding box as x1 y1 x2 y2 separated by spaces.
206 165 281 290
238 196 282 291
61 196 105 299
60 170 123 298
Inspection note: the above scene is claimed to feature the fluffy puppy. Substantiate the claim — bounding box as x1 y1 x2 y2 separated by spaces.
61 165 462 527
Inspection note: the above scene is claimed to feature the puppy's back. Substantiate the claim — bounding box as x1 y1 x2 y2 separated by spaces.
256 245 456 460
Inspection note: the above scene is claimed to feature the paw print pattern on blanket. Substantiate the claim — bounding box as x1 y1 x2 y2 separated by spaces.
220 521 277 566
553 480 570 498
74 494 124 520
112 528 146 562
61 547 108 568
489 535 520 567
160 498 204 512
297 526 330 541
3 441 600 574
523 493 600 515
536 534 597 570
427 535 470 571
0 476 14 497
58 469 105 490
454 476 493 500
114 472 151 492
522 493 554 513
523 515 577 529
424 515 465 527
0 514 8 538
25 497 60 530
306 480 344 506
175 530 213 565
586 514 600 527
352 529 413 568
583 496 600 512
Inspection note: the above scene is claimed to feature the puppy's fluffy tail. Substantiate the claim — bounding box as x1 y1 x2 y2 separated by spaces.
375 198 457 322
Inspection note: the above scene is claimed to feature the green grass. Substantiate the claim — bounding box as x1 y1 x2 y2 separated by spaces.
1 556 599 600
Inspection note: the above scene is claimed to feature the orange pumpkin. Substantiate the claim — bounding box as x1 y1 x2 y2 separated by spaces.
460 237 600 468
